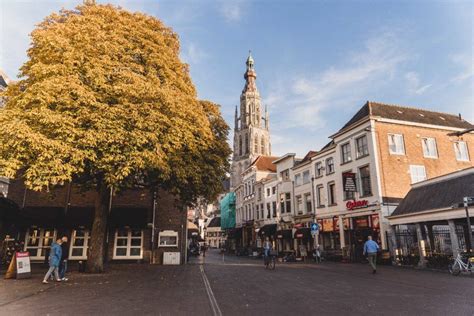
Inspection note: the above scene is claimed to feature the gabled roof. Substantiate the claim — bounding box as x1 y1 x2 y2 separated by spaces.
301 150 318 163
391 168 474 217
249 155 278 172
337 101 474 135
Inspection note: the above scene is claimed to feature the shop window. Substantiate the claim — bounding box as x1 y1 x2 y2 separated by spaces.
359 166 372 197
113 229 143 259
388 134 405 155
326 158 335 174
421 137 438 158
409 165 427 184
69 229 90 260
341 143 352 164
454 141 469 161
24 228 56 260
328 182 336 205
356 135 369 158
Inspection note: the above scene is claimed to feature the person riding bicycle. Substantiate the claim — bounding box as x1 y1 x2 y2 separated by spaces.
263 237 272 265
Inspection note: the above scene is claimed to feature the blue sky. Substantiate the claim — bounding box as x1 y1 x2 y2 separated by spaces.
1 0 472 157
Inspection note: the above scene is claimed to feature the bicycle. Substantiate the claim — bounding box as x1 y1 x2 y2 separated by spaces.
264 254 276 270
448 252 474 276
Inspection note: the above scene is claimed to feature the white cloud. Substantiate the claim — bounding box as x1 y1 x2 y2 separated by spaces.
181 42 208 65
219 0 244 22
449 53 474 83
405 71 432 95
266 31 409 130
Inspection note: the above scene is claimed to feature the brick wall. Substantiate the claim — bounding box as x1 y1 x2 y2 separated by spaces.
374 121 474 201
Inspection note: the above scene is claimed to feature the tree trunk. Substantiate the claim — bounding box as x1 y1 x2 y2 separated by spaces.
86 182 110 273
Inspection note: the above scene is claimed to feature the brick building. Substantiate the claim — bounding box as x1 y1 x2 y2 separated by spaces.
3 178 187 265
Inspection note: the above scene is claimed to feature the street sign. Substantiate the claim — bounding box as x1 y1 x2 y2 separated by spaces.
311 223 319 235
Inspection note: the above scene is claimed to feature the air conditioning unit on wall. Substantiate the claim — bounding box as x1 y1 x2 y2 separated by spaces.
163 252 180 265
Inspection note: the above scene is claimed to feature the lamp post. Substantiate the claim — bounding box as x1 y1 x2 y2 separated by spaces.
463 197 474 253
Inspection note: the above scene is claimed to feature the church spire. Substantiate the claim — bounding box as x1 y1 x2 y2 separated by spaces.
243 51 257 93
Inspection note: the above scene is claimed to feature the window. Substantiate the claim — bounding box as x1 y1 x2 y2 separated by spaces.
245 134 249 154
285 193 292 213
114 229 143 259
328 182 336 205
304 193 312 213
267 203 271 219
272 201 277 217
315 162 323 177
69 229 90 260
272 186 276 194
24 228 56 260
326 158 335 174
344 182 355 200
256 204 259 219
260 203 264 218
296 195 303 214
359 166 372 196
316 185 324 207
158 230 178 248
409 165 427 184
257 187 262 201
280 169 290 181
422 137 438 158
254 137 258 153
388 134 405 155
295 174 302 186
261 138 265 154
341 143 352 163
280 194 286 213
454 141 469 161
303 171 310 184
356 135 369 158
239 135 242 156
266 188 271 197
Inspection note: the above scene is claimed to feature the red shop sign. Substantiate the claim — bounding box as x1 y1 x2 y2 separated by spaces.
346 200 369 211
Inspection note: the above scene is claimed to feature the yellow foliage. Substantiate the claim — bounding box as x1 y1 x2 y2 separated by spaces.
0 4 214 191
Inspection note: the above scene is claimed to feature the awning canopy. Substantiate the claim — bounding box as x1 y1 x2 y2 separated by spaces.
63 207 94 228
276 229 292 239
294 227 311 239
17 207 64 228
258 224 277 237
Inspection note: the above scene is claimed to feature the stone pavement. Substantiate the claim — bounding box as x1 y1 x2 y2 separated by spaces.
0 250 473 315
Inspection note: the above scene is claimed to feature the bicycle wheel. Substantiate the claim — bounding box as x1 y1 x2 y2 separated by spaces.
448 261 461 276
268 258 275 270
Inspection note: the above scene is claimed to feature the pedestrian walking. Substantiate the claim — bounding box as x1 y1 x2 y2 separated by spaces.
43 238 63 284
59 236 69 281
363 236 380 274
313 244 321 263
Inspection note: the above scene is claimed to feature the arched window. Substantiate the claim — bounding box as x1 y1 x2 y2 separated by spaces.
261 138 265 155
245 134 249 154
254 136 259 153
239 135 242 156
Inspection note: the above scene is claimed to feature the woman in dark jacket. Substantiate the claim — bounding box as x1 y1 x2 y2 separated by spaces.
42 238 62 284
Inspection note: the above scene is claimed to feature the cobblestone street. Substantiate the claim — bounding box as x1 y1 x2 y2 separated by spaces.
1 250 473 316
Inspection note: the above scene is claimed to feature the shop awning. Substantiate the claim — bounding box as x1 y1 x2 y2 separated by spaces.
17 207 64 228
294 227 311 239
276 230 292 239
258 224 277 237
63 207 94 228
109 207 148 228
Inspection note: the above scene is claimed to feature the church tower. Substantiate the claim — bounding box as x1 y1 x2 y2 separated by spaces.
231 52 271 188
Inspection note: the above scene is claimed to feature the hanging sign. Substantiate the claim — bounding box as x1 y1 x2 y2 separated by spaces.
342 172 357 192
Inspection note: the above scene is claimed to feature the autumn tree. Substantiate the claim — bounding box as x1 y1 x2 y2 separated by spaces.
0 4 226 272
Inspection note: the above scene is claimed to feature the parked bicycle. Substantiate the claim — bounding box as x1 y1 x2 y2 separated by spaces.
264 253 276 270
448 252 474 276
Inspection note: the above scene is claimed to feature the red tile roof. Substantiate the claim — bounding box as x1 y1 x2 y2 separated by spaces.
249 155 278 172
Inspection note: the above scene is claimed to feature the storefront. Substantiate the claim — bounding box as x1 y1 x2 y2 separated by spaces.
276 229 292 253
294 227 312 258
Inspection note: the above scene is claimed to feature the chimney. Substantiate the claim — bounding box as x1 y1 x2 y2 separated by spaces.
458 113 462 120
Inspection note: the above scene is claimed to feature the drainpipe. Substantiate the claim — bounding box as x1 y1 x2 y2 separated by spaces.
151 191 157 263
